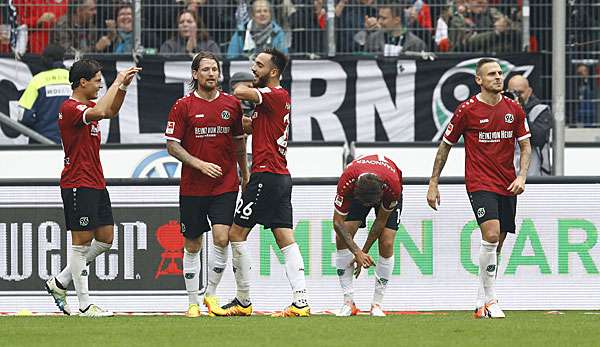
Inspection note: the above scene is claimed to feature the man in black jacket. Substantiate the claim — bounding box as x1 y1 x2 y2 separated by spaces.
508 74 553 176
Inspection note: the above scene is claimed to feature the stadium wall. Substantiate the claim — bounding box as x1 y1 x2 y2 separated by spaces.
1 177 599 313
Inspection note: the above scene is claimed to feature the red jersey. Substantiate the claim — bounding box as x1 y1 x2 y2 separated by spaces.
334 154 403 215
443 94 531 195
58 98 105 189
14 0 68 54
250 86 291 175
165 91 244 196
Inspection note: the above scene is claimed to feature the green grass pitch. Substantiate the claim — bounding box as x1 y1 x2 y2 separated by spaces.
2 312 600 346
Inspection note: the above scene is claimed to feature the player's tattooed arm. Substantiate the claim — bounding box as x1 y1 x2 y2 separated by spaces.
362 208 391 254
508 138 531 195
517 138 531 178
427 141 452 210
166 140 222 178
332 211 361 254
234 137 250 191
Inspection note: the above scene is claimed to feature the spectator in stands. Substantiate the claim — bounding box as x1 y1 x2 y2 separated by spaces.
434 3 452 51
143 0 180 49
51 0 112 53
335 0 377 53
290 0 327 56
448 0 520 52
185 0 237 47
362 4 427 56
573 63 598 127
508 75 553 176
14 0 69 55
17 44 69 144
227 0 287 58
0 21 10 54
160 9 220 55
406 0 433 50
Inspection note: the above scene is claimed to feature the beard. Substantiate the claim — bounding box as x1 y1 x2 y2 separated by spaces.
252 74 269 88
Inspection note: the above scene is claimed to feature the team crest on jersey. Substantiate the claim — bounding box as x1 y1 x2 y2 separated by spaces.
79 216 89 227
445 123 454 137
221 110 231 120
252 111 258 119
285 102 291 110
58 113 63 120
504 113 514 123
166 121 175 135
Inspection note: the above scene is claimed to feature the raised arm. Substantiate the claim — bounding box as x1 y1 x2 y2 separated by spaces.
233 85 261 103
85 67 141 121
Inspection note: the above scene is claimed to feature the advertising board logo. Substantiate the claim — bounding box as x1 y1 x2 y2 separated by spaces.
431 58 534 141
155 220 185 279
132 150 181 178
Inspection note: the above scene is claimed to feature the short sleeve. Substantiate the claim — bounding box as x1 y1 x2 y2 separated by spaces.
63 101 91 127
514 103 531 141
165 100 187 142
443 106 467 145
334 170 355 215
255 87 278 111
232 101 244 138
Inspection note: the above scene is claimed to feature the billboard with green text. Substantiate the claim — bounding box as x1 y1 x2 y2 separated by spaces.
0 183 598 313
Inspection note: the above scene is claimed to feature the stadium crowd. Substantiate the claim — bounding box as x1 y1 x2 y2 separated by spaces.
0 0 598 127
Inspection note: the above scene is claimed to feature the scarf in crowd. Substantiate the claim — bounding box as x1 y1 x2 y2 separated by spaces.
244 20 272 53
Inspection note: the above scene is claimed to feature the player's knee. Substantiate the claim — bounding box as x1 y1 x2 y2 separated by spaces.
379 239 394 255
184 238 202 253
213 233 228 248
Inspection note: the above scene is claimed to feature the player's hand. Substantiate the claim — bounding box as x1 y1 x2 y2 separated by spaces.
364 15 379 30
241 175 249 192
37 12 56 26
196 160 222 178
351 250 374 278
116 67 142 86
507 175 526 195
426 182 441 210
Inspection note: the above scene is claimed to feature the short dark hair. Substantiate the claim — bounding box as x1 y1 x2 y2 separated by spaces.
354 174 384 207
476 58 499 76
69 59 102 90
41 44 65 70
379 4 403 18
189 51 221 90
262 48 288 77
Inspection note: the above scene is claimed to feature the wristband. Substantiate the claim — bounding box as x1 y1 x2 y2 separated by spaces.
118 84 128 91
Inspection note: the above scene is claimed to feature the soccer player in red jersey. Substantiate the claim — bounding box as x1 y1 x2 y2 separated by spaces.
44 60 141 317
333 154 403 317
218 48 310 317
427 58 532 319
164 52 248 318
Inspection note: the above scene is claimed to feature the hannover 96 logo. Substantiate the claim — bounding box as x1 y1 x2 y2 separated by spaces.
431 58 534 141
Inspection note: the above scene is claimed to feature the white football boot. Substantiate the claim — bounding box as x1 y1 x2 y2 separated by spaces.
336 301 359 317
45 277 71 315
370 304 386 317
485 300 506 319
79 304 114 317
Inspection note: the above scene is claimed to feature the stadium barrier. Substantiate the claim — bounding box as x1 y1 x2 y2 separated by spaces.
1 176 599 313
